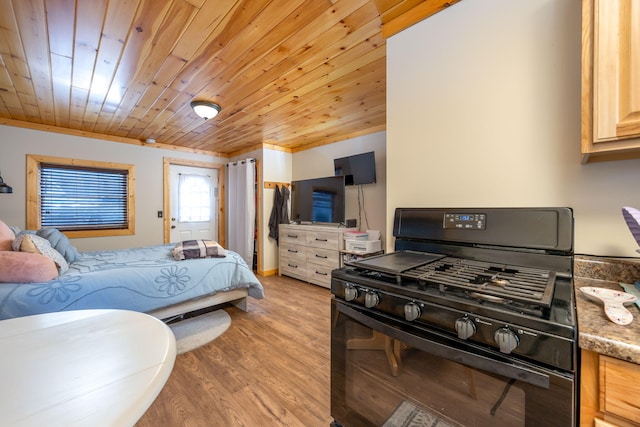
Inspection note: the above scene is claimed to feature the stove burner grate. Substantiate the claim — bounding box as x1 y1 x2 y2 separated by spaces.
401 257 556 308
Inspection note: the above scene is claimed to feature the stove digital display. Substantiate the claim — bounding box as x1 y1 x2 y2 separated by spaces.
444 213 486 230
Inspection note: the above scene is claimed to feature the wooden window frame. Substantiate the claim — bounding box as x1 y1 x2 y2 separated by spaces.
26 155 135 238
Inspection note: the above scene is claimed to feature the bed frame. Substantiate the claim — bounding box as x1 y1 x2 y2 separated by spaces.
147 288 249 321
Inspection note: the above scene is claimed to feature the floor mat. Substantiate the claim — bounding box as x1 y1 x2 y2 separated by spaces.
383 401 459 427
169 309 231 354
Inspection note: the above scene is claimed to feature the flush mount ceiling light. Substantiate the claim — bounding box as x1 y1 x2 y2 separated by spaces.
190 101 221 120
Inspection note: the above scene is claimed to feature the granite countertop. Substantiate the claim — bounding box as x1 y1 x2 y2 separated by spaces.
575 255 640 363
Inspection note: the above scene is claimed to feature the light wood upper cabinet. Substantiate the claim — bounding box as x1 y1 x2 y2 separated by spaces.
582 0 640 163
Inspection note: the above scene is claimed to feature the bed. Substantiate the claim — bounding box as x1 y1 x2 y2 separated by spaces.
0 221 264 321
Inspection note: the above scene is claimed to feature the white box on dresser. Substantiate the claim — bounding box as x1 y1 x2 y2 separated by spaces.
279 224 355 288
345 239 381 253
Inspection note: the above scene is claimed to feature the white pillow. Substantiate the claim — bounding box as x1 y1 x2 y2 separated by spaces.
12 234 69 274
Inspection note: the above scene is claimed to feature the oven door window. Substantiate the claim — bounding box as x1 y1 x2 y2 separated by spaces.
331 301 575 427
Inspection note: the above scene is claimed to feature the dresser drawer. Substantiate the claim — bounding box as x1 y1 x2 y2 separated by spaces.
306 263 333 288
280 257 307 280
307 247 339 268
307 231 340 250
280 229 307 245
280 242 306 262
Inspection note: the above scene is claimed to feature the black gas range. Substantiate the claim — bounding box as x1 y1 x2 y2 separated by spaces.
333 207 575 371
331 208 577 427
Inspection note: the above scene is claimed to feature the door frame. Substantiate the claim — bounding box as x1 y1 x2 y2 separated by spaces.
163 157 225 246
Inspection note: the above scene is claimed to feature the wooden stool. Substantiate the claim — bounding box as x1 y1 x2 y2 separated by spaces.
348 331 478 399
347 331 401 376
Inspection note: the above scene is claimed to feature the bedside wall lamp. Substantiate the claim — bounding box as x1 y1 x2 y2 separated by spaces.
0 170 13 193
190 101 221 120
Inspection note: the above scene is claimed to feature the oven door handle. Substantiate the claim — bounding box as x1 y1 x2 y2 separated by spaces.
338 303 550 389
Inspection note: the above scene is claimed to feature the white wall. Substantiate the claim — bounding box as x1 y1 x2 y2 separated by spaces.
261 148 292 273
292 131 387 243
0 124 383 269
0 125 223 251
387 0 640 257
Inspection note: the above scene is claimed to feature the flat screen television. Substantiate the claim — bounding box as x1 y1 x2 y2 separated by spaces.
333 151 376 185
290 176 345 224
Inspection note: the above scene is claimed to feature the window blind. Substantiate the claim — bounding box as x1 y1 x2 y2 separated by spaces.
40 164 128 230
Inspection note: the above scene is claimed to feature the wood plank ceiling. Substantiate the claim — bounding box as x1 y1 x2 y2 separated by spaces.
0 0 458 156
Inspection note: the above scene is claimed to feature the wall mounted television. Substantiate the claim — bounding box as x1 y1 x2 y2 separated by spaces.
290 176 345 224
333 151 376 185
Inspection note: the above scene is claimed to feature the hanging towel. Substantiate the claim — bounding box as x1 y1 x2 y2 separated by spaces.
268 185 290 244
280 185 290 225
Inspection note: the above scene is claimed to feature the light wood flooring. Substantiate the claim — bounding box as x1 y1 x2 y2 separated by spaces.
136 274 333 427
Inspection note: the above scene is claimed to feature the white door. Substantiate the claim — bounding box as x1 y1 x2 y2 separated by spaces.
169 164 219 243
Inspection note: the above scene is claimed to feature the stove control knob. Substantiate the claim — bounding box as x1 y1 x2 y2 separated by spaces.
494 327 519 354
455 317 476 340
344 285 358 301
365 291 380 308
404 302 421 321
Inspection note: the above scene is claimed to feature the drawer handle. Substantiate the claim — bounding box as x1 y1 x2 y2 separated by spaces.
315 271 328 276
315 254 328 259
315 238 328 242
288 264 298 268
287 234 299 238
288 249 298 253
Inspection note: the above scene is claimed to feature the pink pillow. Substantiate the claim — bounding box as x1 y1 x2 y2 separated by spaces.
0 251 59 283
0 220 14 251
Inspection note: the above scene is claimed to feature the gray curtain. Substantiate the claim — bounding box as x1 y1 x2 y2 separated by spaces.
226 159 256 267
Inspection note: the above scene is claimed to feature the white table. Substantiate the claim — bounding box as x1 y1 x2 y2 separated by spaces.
0 309 176 427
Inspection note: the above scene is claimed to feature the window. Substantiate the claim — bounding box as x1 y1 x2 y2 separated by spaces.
27 155 135 238
178 173 212 223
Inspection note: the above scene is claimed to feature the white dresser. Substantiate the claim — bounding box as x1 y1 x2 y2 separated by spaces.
279 224 354 288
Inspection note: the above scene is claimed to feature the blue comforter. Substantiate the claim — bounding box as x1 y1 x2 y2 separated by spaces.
0 244 264 320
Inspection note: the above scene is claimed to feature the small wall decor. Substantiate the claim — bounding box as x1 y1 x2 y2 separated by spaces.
0 171 12 193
